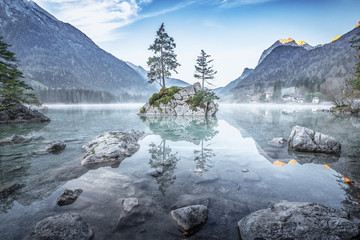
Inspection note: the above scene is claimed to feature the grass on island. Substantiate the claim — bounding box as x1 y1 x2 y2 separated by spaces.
148 86 180 107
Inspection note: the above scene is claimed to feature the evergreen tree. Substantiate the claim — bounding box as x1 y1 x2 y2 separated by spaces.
0 36 40 108
194 49 217 89
147 23 180 89
272 79 282 102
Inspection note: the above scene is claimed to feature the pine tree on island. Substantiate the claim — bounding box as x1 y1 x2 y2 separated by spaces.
0 36 41 109
147 23 180 89
194 49 217 90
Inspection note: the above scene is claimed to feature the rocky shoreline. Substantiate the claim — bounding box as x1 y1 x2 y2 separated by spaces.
0 102 50 124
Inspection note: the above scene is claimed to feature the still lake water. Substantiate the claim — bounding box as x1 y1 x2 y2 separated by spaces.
0 104 360 239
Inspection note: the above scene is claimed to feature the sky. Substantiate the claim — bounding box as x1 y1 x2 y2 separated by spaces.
33 0 360 88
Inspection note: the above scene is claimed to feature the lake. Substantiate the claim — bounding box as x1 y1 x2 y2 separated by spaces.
0 104 359 239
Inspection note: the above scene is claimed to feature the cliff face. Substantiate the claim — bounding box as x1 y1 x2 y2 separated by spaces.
138 83 218 117
0 0 156 101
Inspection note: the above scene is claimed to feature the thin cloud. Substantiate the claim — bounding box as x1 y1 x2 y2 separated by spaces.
33 0 193 42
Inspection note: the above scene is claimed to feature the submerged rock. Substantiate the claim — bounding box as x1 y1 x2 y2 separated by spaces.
25 213 93 240
56 189 83 206
0 102 50 124
238 201 360 240
0 135 31 144
170 205 209 235
288 126 341 154
138 82 218 117
115 196 155 229
82 130 144 169
45 141 66 152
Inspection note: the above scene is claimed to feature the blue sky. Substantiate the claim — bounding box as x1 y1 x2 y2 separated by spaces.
33 0 360 87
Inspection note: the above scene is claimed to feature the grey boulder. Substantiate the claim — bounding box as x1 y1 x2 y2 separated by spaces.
0 134 31 144
288 126 341 154
56 189 83 206
82 130 144 169
170 205 208 235
238 201 360 240
45 141 66 152
25 213 93 240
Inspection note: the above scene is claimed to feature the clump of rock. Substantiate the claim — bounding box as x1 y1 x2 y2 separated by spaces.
138 82 218 117
82 130 144 169
46 140 66 152
0 135 31 145
170 205 209 236
238 201 360 240
57 189 83 206
288 126 341 154
25 213 93 240
0 102 50 124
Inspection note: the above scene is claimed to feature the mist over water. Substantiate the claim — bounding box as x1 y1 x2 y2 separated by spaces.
0 103 359 239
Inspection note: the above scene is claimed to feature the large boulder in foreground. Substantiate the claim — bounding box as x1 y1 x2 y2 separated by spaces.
238 201 360 240
138 82 218 117
170 205 209 236
25 213 93 240
82 130 144 169
288 126 341 154
0 102 50 124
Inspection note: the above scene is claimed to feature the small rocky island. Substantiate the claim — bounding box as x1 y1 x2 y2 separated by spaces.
138 82 219 117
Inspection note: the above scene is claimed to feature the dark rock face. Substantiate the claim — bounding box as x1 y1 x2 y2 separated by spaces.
45 141 66 152
82 130 144 169
170 205 209 235
25 213 93 240
56 189 83 206
238 201 360 240
288 125 341 154
0 102 50 124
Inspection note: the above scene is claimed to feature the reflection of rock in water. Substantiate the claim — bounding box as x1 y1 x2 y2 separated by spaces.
141 116 218 145
148 140 180 195
288 150 340 164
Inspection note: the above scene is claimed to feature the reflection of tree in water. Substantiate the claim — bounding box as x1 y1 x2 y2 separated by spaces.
143 116 219 193
194 140 215 173
148 140 180 195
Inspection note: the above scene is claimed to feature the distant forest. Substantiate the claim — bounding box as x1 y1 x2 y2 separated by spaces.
36 88 149 104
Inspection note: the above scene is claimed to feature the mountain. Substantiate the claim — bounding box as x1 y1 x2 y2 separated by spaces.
125 62 190 90
0 0 155 103
257 38 314 65
223 21 360 102
214 68 253 101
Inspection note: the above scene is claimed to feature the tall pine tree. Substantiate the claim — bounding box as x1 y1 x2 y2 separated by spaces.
0 36 40 108
147 23 180 89
194 49 217 89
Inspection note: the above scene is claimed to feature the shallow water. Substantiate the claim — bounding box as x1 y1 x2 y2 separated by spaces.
0 104 359 239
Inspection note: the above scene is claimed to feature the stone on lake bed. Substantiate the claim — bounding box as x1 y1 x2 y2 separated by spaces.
238 201 360 240
56 189 83 206
25 213 93 240
0 134 31 144
170 205 209 235
122 198 139 213
81 130 144 169
288 126 341 154
45 141 66 152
